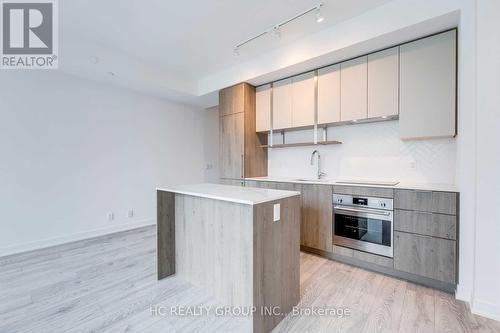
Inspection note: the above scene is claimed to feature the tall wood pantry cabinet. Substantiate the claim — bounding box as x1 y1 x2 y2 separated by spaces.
219 83 268 185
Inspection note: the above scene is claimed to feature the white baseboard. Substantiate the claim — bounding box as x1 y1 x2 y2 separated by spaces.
0 219 156 258
471 298 500 322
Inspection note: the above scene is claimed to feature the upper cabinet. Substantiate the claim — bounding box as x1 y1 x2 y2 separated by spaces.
272 78 293 130
341 56 368 122
255 84 271 132
399 30 457 139
318 64 341 125
291 71 315 127
272 73 315 130
368 47 399 118
219 84 244 116
257 29 457 140
219 83 267 180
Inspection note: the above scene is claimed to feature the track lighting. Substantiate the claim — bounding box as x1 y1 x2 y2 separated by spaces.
233 47 240 56
233 2 324 55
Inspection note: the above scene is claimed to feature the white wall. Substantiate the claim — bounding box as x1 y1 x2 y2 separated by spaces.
472 0 500 320
0 71 207 256
454 0 476 308
269 121 456 184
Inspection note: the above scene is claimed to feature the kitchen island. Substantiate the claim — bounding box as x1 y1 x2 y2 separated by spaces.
156 183 301 333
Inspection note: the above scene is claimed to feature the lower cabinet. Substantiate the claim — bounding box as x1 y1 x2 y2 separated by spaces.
394 231 456 284
245 181 332 252
273 182 296 191
220 178 245 186
245 180 459 290
299 184 333 252
244 180 259 188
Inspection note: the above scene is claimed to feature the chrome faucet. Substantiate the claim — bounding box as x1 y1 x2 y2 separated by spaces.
310 150 326 180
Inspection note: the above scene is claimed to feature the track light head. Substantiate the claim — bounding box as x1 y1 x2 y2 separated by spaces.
273 26 281 39
315 5 324 23
233 47 240 56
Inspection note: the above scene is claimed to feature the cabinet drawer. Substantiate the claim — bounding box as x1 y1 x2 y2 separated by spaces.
256 181 275 189
333 185 393 198
274 182 297 191
333 245 394 268
394 189 457 215
245 180 259 188
394 210 456 240
394 231 456 284
220 178 245 186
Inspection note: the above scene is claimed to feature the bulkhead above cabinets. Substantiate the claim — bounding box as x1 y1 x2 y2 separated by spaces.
255 29 457 141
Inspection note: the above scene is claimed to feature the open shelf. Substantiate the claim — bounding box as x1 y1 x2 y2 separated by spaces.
259 140 342 149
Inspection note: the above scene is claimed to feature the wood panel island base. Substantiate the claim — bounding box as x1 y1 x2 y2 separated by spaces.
157 183 301 333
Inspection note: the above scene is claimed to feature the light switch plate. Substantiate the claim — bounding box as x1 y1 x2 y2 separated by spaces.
273 204 280 222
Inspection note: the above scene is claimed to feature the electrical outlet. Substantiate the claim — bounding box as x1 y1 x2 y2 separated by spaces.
107 212 114 222
127 210 134 218
273 204 280 222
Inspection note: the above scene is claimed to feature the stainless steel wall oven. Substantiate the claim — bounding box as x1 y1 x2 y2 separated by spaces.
333 194 394 258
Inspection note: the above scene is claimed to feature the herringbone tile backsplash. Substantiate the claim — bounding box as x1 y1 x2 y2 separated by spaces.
268 120 456 184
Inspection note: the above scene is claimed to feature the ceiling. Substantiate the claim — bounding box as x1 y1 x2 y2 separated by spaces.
58 0 394 105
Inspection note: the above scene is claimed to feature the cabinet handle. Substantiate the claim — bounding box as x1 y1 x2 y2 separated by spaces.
413 234 434 239
241 154 244 179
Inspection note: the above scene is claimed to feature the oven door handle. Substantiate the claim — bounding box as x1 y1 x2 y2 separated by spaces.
333 206 391 216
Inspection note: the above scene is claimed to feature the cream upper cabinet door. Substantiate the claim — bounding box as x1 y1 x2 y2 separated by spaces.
368 47 399 118
399 30 457 139
255 84 271 132
291 71 315 127
317 64 341 125
341 56 368 121
272 78 292 130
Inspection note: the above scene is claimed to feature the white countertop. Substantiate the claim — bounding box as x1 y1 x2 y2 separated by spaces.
157 183 301 205
245 177 458 193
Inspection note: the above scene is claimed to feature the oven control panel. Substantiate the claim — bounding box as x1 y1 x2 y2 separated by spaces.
353 197 368 206
333 194 393 210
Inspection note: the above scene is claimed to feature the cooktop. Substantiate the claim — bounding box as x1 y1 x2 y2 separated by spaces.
335 180 400 186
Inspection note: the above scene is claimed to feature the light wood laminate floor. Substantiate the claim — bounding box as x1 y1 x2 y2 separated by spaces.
1 226 499 333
